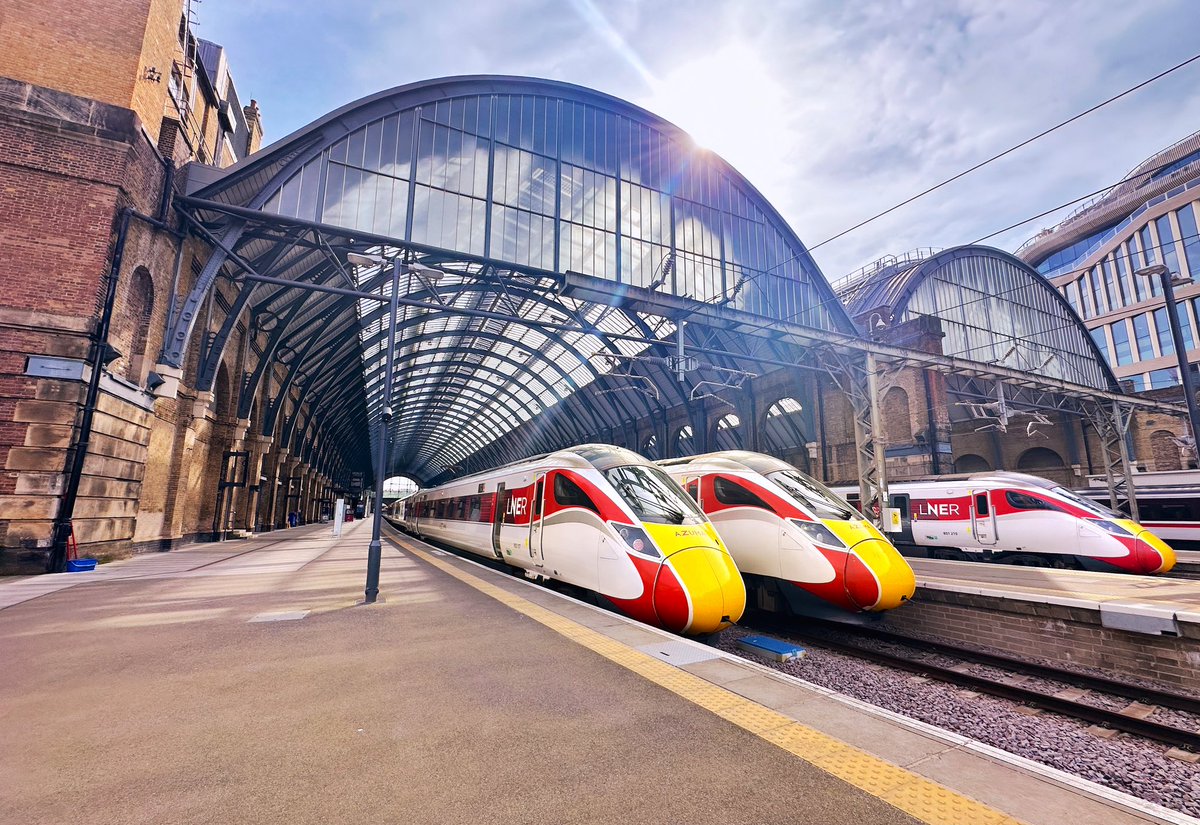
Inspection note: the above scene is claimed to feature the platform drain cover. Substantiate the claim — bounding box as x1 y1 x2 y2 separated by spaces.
637 641 720 666
249 610 310 622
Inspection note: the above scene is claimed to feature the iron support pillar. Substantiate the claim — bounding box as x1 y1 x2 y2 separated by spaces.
1155 268 1200 464
1091 401 1140 522
364 259 401 604
821 348 890 528
863 351 890 526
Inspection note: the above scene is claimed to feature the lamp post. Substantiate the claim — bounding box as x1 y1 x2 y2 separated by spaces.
1136 264 1200 463
349 252 401 605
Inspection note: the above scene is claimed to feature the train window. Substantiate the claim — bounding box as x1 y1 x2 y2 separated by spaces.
771 470 858 520
533 479 544 517
713 476 771 509
603 465 706 525
553 473 600 514
974 493 990 516
685 480 700 502
1005 491 1058 511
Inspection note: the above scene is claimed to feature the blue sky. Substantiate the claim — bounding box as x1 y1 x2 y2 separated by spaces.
198 0 1200 279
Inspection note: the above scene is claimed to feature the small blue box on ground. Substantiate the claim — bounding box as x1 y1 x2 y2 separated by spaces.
736 635 807 662
66 559 97 572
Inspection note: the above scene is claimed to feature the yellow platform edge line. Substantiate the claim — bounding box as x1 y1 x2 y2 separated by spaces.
393 536 1025 825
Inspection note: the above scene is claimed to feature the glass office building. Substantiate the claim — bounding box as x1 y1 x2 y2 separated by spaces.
1018 130 1200 391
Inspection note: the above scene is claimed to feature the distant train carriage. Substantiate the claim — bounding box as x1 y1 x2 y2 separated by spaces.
838 472 1176 574
659 450 915 616
1076 470 1200 550
398 444 746 636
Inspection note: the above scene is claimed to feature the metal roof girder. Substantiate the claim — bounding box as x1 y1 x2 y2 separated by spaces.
378 343 598 433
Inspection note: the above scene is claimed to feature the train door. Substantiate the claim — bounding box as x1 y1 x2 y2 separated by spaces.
889 493 914 544
491 484 508 559
971 490 998 545
528 473 546 566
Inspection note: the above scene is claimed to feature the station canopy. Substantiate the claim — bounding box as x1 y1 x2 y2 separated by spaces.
169 76 860 485
837 245 1120 427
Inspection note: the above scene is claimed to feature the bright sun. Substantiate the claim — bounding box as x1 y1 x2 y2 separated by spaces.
639 42 794 178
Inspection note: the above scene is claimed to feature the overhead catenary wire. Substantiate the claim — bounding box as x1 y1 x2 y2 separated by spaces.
718 146 1200 345
786 49 1200 265
683 47 1200 337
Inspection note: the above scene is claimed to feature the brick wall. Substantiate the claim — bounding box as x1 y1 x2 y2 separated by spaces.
0 0 185 145
880 588 1200 694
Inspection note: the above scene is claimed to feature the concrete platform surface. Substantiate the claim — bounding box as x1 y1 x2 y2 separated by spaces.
0 524 1190 825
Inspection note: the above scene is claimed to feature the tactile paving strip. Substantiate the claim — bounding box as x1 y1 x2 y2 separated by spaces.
395 537 1024 825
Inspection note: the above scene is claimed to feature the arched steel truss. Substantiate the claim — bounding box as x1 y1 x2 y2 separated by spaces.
158 76 1186 519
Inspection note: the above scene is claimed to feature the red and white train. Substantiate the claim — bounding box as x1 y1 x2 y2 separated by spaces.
1078 470 1200 549
838 472 1176 574
394 444 746 636
659 451 916 617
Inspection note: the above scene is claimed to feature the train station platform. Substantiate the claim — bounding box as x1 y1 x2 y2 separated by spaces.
880 559 1200 694
0 526 1192 825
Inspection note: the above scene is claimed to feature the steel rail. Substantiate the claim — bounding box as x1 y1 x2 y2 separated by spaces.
806 618 1200 714
746 614 1200 751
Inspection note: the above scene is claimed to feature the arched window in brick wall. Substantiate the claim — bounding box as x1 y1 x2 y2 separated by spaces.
674 425 695 457
954 453 991 473
761 397 806 454
882 387 911 445
1017 446 1065 472
1150 430 1183 471
714 414 742 450
642 434 659 460
125 266 155 385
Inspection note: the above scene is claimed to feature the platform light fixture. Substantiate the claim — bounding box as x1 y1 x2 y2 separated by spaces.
1136 264 1200 463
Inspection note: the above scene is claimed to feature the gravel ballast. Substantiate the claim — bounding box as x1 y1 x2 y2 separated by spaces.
716 626 1200 817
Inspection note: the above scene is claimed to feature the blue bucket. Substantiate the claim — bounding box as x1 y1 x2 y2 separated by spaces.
66 559 98 572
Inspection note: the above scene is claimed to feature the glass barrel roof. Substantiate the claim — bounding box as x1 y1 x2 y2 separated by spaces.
187 77 855 483
839 246 1116 391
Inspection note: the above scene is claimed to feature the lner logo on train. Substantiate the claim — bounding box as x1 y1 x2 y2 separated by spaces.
913 499 965 519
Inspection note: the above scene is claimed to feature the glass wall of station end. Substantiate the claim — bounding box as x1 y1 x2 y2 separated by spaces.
1062 198 1200 391
897 254 1110 390
261 92 842 332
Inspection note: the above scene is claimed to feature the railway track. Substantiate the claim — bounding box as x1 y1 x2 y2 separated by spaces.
743 612 1200 752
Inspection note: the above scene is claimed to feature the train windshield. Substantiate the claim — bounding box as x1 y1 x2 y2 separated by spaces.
1052 486 1122 518
769 470 860 521
604 465 707 525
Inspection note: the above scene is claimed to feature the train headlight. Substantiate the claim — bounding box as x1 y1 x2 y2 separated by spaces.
788 519 847 549
1089 519 1132 536
610 522 661 558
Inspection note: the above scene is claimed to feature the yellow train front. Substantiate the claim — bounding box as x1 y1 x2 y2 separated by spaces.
659 450 915 617
397 444 745 636
567 445 746 635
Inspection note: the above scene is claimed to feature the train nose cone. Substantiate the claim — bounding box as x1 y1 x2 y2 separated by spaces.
844 539 916 612
1135 531 1176 574
653 546 746 635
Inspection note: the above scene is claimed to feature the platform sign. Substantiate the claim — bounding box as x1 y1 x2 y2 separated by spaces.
884 507 902 532
332 498 346 537
349 472 364 495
